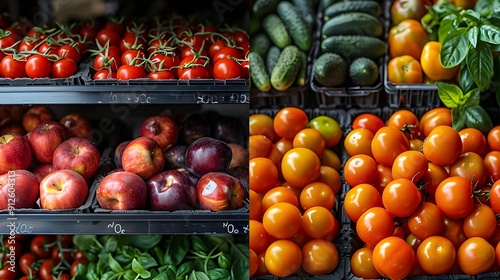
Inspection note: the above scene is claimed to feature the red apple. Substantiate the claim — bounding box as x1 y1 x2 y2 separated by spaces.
32 163 55 182
196 172 245 211
96 171 147 210
9 105 27 124
0 123 26 135
0 170 39 209
52 137 100 180
22 105 56 133
60 113 93 139
0 134 32 174
39 169 88 210
140 115 179 150
147 170 196 211
114 140 131 169
122 136 165 180
228 143 248 169
28 121 69 163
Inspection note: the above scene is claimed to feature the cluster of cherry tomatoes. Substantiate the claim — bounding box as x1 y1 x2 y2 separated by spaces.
248 107 344 277
89 17 249 81
344 107 500 279
0 235 87 280
0 17 86 79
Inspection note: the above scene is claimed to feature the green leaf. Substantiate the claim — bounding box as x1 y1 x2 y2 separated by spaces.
105 236 118 253
451 107 466 131
230 243 249 260
132 258 152 278
441 29 469 68
153 271 175 280
467 40 494 92
468 26 479 48
475 0 495 16
138 253 158 269
458 66 476 93
480 25 500 45
462 10 481 25
230 258 249 280
158 264 177 274
462 88 481 106
102 271 120 280
465 105 493 133
190 236 208 254
73 235 98 251
108 253 124 273
123 269 139 280
438 17 455 43
153 247 165 266
116 235 163 251
218 253 232 270
207 268 231 280
176 261 195 279
188 271 210 280
436 82 463 108
86 263 99 280
164 235 190 266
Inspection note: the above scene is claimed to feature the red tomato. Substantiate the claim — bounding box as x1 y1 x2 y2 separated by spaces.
121 49 145 66
387 109 422 140
148 70 175 80
148 53 180 73
178 56 210 80
423 125 462 167
490 180 500 214
116 65 146 80
52 58 77 78
356 207 395 248
57 45 81 63
19 252 37 276
96 28 121 46
440 216 467 249
484 151 500 183
25 55 51 78
371 126 410 166
488 126 500 151
212 47 243 64
372 236 415 280
213 58 243 79
352 113 385 134
93 47 121 71
119 36 146 54
93 69 116 80
0 55 27 78
344 154 378 187
407 202 444 240
382 178 422 218
435 176 475 219
209 40 228 60
459 128 487 156
421 162 449 197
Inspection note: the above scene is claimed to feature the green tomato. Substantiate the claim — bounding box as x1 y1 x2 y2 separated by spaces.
308 116 342 148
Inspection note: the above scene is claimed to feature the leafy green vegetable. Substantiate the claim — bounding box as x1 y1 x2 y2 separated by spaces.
164 235 190 266
466 40 494 92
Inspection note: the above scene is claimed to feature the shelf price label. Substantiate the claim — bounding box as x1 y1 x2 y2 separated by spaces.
107 222 126 234
223 222 248 234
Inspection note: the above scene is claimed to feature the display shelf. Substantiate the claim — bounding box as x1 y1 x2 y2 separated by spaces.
0 83 249 104
0 212 248 234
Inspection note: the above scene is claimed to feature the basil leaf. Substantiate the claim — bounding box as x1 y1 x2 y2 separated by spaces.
230 258 248 280
465 105 493 133
176 261 195 279
138 252 158 269
480 24 500 45
467 40 494 92
218 253 232 269
208 268 231 280
108 253 124 273
164 235 190 266
437 82 463 108
190 236 208 254
73 235 98 251
475 0 495 16
441 29 469 68
153 270 176 280
463 10 481 26
123 269 138 280
451 107 466 131
86 263 99 280
459 66 476 93
132 258 152 278
462 88 481 107
468 26 479 48
105 237 118 253
438 17 455 43
188 271 210 280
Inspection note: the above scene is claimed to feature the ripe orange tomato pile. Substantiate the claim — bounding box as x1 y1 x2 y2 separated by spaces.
249 107 343 277
345 107 500 279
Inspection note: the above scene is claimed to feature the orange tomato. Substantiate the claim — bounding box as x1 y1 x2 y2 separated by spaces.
344 128 374 157
265 240 302 277
389 19 429 60
488 125 500 151
301 239 339 275
372 236 415 280
344 154 378 187
407 202 444 240
422 125 462 167
302 206 337 239
350 247 381 279
344 183 383 223
320 149 341 171
281 148 321 189
463 204 497 240
317 166 342 194
249 135 274 159
292 128 326 156
387 55 423 84
249 219 268 253
440 216 468 249
249 190 262 221
249 114 279 142
249 249 259 277
261 186 299 213
417 236 456 275
249 157 278 194
459 128 487 156
299 182 335 210
273 107 309 140
356 207 395 248
262 202 302 239
457 237 496 275
419 107 452 137
421 41 459 81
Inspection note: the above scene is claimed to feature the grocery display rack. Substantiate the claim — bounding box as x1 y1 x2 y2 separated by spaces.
0 1 250 236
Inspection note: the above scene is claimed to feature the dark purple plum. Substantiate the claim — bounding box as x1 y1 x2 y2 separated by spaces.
163 145 188 170
212 115 246 146
147 170 197 211
179 113 211 145
185 137 232 177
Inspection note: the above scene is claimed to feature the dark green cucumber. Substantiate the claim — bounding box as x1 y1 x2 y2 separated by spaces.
324 1 381 20
321 35 386 59
270 45 301 91
276 1 313 52
250 52 271 92
252 0 280 17
322 12 383 38
349 57 379 86
296 50 308 86
250 32 272 58
262 14 292 49
291 0 317 31
266 45 282 75
321 0 340 10
313 52 347 87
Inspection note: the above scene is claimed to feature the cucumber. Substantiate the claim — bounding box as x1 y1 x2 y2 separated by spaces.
262 14 292 49
266 45 282 75
250 32 272 58
270 45 302 91
322 12 383 38
296 50 308 86
252 0 280 17
324 1 381 20
250 52 271 92
321 0 340 9
313 52 347 87
276 1 313 52
291 0 317 31
349 57 379 86
321 35 386 59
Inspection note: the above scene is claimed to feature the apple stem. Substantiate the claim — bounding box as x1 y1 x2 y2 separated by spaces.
52 183 63 191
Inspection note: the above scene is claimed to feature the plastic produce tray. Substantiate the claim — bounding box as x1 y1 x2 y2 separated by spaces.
342 106 500 279
0 61 85 86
